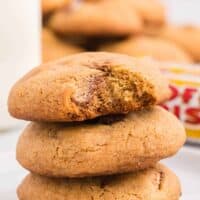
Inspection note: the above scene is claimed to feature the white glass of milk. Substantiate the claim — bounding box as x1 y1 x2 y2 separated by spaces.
0 0 41 130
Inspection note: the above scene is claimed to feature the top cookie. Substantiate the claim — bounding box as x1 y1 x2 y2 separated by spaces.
8 52 170 122
48 0 143 36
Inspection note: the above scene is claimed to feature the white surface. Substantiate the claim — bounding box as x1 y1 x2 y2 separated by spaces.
163 147 200 200
161 0 200 25
0 0 41 130
0 129 200 199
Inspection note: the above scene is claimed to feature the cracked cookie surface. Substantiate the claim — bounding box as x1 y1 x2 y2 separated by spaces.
16 106 185 177
17 164 181 200
8 52 170 122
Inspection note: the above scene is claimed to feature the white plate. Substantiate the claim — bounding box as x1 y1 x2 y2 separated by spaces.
162 146 200 200
0 146 200 199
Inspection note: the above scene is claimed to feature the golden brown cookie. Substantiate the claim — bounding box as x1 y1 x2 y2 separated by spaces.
42 28 83 62
159 25 200 62
17 164 181 200
101 36 193 63
48 0 143 36
16 106 186 178
8 52 170 122
131 0 166 25
42 0 71 15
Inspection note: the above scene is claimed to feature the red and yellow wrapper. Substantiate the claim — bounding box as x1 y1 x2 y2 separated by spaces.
161 63 200 143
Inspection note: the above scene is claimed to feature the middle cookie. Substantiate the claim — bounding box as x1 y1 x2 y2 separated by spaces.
16 106 186 178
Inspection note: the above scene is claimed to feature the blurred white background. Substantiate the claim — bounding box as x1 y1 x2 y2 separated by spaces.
162 0 200 25
0 0 41 130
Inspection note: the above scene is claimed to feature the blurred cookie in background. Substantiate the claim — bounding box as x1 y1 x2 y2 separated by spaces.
130 0 166 25
159 25 200 62
143 24 164 36
42 28 83 62
42 0 71 15
48 0 143 36
101 36 193 63
84 0 166 25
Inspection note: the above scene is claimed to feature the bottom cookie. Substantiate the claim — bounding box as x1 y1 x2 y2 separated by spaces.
17 164 181 200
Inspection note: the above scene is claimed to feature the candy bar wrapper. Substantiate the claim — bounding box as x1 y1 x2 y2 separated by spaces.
160 63 200 144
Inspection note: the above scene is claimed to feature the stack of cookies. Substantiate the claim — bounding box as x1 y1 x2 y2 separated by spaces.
8 52 186 200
